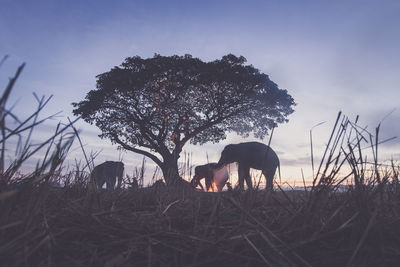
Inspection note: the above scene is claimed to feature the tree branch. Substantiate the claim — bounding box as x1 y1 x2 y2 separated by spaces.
103 104 169 154
113 135 164 167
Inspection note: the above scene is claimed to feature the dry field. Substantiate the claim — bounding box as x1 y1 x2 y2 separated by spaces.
2 178 400 267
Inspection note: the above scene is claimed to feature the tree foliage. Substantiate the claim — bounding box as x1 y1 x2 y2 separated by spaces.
73 54 295 184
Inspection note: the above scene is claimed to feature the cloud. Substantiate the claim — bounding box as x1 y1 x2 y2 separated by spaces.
279 156 314 167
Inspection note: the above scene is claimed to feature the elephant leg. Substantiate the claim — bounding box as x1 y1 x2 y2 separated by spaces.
106 177 116 190
238 164 246 190
116 176 123 189
205 176 213 192
96 176 105 189
263 167 277 190
197 179 205 191
216 184 223 192
244 167 253 190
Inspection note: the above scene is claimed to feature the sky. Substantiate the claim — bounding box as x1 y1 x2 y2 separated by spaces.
1 0 400 185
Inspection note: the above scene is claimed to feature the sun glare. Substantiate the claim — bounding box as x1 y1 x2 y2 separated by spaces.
207 182 217 192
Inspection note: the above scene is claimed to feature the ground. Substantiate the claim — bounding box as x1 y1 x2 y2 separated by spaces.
1 182 400 267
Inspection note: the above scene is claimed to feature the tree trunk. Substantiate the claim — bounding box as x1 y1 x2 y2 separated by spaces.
161 155 192 190
161 162 180 186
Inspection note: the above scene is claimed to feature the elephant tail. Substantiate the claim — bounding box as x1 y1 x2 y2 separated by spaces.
277 159 281 184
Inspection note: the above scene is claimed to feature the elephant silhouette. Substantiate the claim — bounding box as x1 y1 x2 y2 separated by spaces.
216 142 280 190
91 161 124 190
191 163 229 192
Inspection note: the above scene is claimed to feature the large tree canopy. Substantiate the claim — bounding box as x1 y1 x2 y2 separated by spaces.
73 54 295 186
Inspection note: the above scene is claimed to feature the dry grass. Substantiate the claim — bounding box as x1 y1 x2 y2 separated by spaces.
1 62 400 267
2 181 400 266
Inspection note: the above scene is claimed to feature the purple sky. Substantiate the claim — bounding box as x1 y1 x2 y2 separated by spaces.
1 0 400 185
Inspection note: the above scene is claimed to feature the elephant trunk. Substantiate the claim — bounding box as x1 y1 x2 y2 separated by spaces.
191 175 205 191
215 159 227 169
191 175 199 186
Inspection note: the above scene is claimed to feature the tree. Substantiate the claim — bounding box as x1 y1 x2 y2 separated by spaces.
72 54 295 186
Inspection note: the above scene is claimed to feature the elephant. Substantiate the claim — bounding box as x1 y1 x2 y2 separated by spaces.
216 142 280 190
91 161 124 190
191 163 229 192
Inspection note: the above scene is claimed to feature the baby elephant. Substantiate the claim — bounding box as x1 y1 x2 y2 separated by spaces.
91 161 124 190
191 163 229 192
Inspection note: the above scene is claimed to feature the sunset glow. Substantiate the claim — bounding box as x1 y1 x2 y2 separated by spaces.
207 182 217 192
